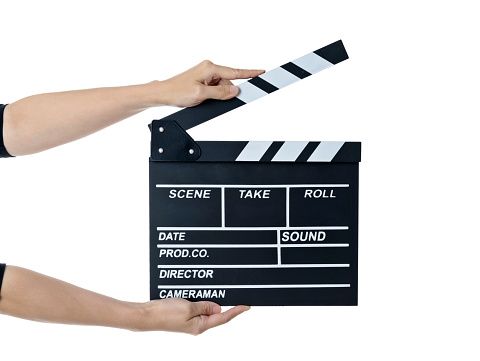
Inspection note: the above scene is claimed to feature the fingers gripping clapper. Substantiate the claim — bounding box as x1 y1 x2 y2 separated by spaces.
149 40 349 160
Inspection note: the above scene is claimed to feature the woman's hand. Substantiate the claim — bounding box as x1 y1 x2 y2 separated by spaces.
134 298 250 335
3 60 263 156
154 60 265 107
0 266 249 334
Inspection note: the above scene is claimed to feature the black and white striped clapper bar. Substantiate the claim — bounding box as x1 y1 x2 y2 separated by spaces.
149 40 361 306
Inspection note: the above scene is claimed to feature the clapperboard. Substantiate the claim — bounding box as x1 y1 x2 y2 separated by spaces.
149 40 361 306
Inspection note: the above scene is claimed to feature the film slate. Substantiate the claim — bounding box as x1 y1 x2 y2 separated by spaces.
149 40 361 306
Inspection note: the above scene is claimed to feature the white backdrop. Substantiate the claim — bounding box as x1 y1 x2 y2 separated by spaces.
1 1 479 359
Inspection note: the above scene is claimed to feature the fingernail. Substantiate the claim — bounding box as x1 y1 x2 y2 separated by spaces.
244 306 251 311
213 305 222 314
229 85 238 95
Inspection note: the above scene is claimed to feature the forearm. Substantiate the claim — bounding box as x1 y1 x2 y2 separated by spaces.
0 265 142 330
2 61 263 156
0 265 249 334
3 82 160 156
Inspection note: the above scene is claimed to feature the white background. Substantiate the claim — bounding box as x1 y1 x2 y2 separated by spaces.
1 0 479 359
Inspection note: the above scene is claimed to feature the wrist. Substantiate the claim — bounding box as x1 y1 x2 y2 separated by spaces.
114 82 167 111
117 301 148 332
138 80 174 108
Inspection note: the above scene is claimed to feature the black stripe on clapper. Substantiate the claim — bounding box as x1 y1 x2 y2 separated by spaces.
162 97 246 131
331 142 361 162
281 62 312 79
196 141 249 162
259 142 284 162
314 40 349 65
248 77 279 93
295 142 320 162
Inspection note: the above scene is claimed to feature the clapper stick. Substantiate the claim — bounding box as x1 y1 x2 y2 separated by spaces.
160 40 348 131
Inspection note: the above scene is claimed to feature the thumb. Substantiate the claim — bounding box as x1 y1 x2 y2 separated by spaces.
203 84 239 101
192 301 222 316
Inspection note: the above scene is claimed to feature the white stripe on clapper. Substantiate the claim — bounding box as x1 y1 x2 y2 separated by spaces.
236 141 273 161
307 141 345 162
156 184 349 188
277 229 281 264
259 67 300 88
236 82 268 103
292 52 333 74
271 141 309 161
158 264 350 268
157 226 348 231
157 244 349 248
158 284 350 289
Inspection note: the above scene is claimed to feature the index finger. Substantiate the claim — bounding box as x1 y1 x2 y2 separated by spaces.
213 65 265 80
202 305 250 331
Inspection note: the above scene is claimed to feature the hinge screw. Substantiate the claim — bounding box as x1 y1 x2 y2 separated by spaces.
159 148 164 154
159 127 164 132
189 149 195 155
